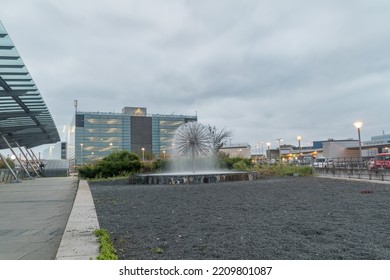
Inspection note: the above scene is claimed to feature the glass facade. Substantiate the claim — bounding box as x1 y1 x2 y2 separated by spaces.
151 115 197 157
69 108 196 165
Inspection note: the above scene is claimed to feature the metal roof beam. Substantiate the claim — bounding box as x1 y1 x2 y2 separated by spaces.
0 111 42 120
0 46 14 50
2 78 32 82
0 72 29 75
0 64 24 68
0 125 41 134
0 90 36 96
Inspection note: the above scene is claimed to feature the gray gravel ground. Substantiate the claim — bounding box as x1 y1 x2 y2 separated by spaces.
89 177 390 260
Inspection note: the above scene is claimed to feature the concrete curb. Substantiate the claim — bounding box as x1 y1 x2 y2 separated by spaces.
316 175 390 185
56 180 100 260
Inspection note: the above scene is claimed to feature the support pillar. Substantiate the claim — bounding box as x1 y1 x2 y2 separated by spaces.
29 148 40 163
15 142 39 177
24 147 41 175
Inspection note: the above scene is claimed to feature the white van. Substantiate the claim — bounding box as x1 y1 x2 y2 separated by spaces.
312 157 333 168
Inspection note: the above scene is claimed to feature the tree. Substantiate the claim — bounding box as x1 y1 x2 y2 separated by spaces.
0 158 15 169
207 125 233 154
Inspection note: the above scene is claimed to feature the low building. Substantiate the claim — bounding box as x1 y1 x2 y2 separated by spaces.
322 139 360 158
220 143 251 158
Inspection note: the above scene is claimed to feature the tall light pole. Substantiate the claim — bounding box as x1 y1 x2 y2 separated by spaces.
353 121 363 165
276 138 283 163
297 135 302 155
80 143 84 165
257 141 264 161
266 142 271 162
74 100 78 115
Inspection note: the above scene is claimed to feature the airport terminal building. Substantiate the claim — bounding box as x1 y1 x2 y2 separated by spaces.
69 107 197 165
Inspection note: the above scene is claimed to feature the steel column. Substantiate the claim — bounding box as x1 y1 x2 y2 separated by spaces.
25 147 41 174
15 142 39 177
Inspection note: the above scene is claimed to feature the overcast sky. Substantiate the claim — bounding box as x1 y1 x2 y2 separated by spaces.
2 0 390 152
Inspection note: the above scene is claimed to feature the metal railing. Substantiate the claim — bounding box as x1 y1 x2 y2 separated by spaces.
0 169 15 183
311 157 390 182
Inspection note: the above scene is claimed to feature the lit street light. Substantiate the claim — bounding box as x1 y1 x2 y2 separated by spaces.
141 147 145 162
353 121 363 165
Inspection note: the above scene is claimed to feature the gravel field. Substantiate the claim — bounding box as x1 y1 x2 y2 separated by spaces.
89 177 390 260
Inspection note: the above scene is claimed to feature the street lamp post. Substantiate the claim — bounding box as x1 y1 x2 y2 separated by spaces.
353 121 363 166
266 142 271 162
296 136 302 153
256 142 264 162
276 138 283 163
141 147 145 162
296 136 302 165
80 143 84 165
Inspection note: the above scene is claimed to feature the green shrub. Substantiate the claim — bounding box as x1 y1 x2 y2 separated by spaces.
217 154 253 170
141 161 155 173
152 159 169 172
233 159 251 170
78 150 142 179
253 164 313 177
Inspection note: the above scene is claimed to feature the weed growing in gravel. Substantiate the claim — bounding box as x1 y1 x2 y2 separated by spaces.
150 247 164 254
94 229 118 260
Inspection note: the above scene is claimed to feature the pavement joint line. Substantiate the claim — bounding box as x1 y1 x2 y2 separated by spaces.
55 179 100 260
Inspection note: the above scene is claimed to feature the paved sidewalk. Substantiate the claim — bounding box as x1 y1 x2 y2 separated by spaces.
0 177 78 260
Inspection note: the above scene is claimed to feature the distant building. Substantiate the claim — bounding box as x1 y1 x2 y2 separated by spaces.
68 107 197 166
42 142 67 160
322 139 360 158
220 143 251 159
364 133 390 153
369 133 390 144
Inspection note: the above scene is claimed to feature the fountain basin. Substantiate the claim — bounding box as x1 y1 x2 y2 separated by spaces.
129 171 256 185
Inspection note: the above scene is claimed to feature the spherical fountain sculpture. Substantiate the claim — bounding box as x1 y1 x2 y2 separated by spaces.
172 122 214 174
131 122 255 184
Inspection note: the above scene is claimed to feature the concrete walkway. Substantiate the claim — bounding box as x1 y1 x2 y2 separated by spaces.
0 177 100 260
0 177 78 260
56 180 100 260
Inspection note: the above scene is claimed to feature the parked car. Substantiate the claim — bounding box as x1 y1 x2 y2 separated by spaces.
373 153 390 169
312 157 333 168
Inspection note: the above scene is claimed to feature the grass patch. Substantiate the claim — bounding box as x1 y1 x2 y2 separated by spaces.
253 165 313 177
87 176 129 183
94 229 118 260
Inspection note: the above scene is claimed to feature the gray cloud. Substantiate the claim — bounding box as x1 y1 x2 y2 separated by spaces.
1 0 390 151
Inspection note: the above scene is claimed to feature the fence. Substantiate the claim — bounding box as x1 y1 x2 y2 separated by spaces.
0 169 15 183
314 158 390 181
